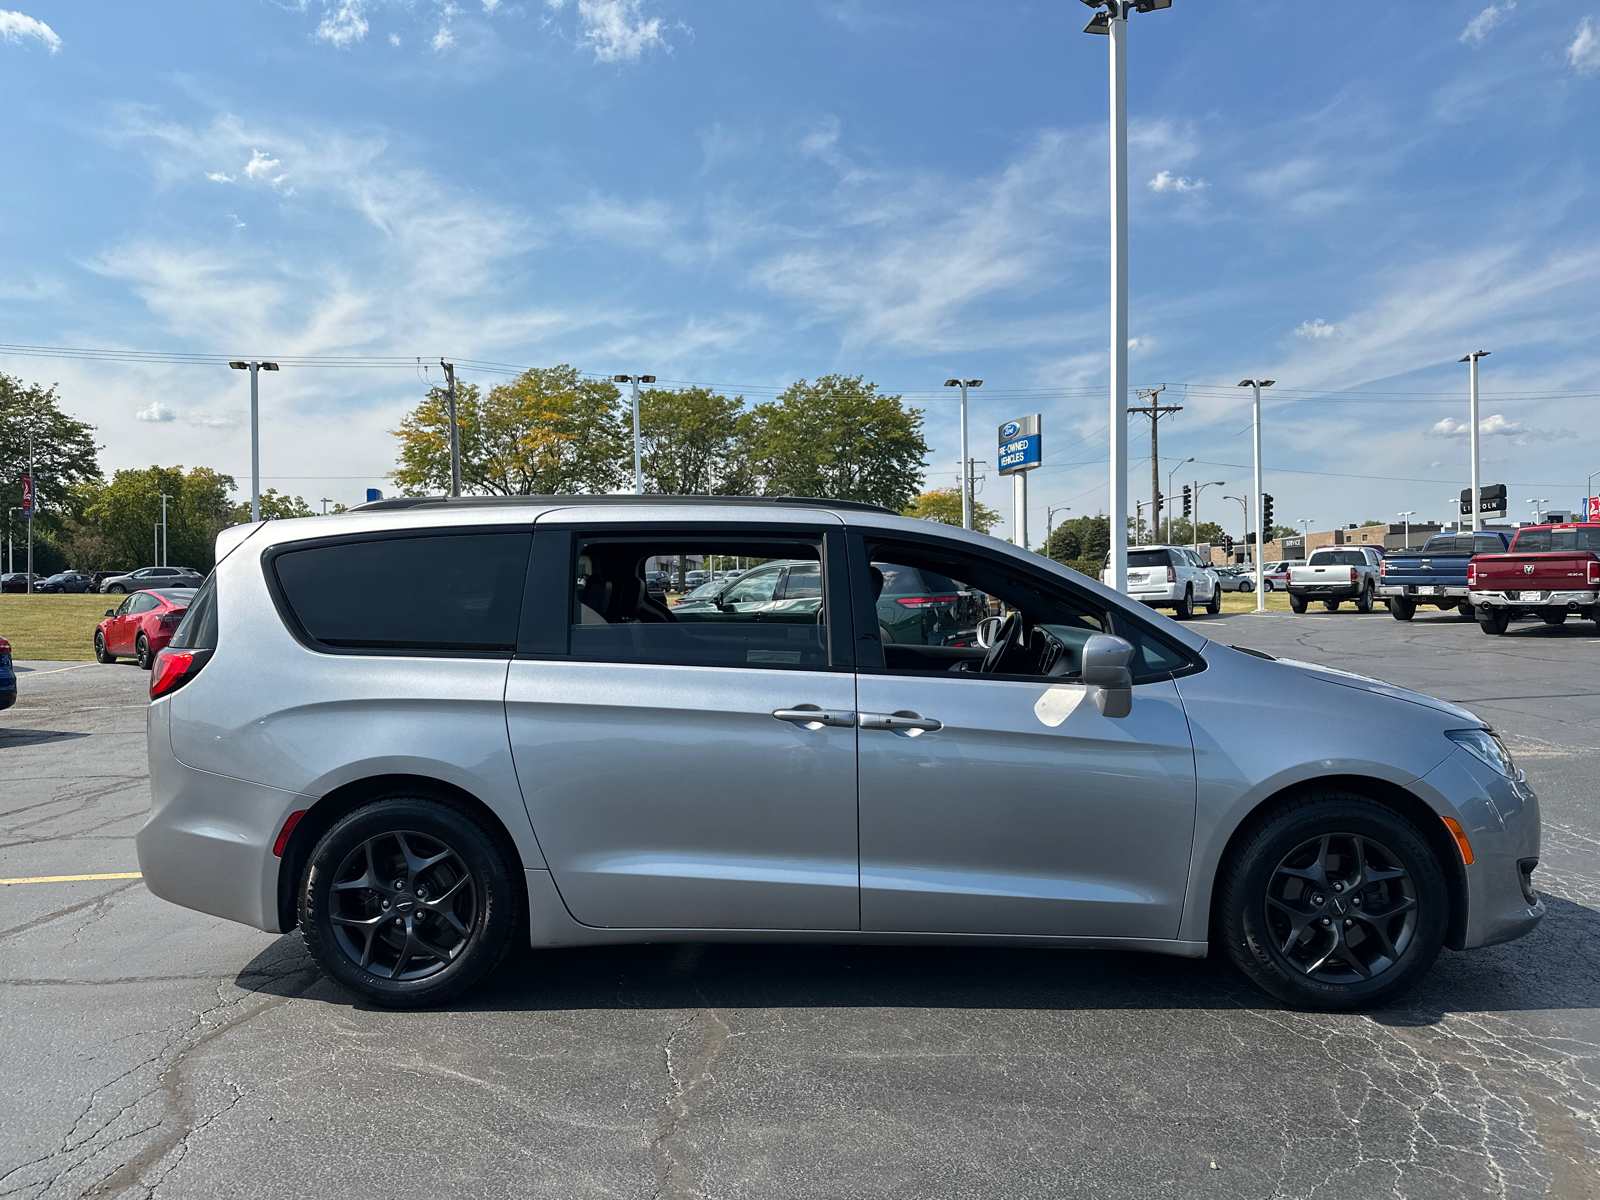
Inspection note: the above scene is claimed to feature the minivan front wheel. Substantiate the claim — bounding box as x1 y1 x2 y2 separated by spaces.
1216 794 1446 1010
300 798 519 1008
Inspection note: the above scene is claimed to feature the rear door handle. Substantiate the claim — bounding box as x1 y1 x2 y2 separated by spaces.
858 710 943 734
772 705 856 728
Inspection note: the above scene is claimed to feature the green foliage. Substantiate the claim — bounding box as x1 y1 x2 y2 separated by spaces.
1360 519 1385 527
902 487 1000 534
744 376 927 510
84 466 239 571
1045 514 1110 566
1 373 103 575
235 489 317 523
638 386 755 495
390 367 625 496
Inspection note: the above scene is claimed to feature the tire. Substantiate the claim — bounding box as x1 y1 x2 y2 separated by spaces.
1263 580 1275 592
94 632 117 664
1542 612 1567 627
1323 600 1341 612
1355 584 1374 614
1457 602 1475 621
1240 580 1254 593
135 634 153 671
1389 598 1415 621
1289 594 1308 614
1172 586 1193 620
106 585 126 594
1206 582 1222 615
1216 793 1447 1011
1478 608 1511 635
300 797 521 1008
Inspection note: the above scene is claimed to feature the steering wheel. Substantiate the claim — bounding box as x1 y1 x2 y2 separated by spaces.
980 612 1025 674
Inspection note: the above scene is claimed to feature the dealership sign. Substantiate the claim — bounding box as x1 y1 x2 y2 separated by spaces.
997 414 1042 476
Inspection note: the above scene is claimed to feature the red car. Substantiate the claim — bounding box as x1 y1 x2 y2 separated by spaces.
95 589 190 669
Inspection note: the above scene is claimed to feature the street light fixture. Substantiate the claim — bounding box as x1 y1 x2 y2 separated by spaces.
1397 510 1415 551
1164 456 1192 542
229 360 279 522
1045 505 1071 558
1527 498 1549 523
158 493 172 566
1458 351 1489 532
1080 0 1174 594
1237 379 1274 611
613 375 657 494
943 380 983 529
1223 494 1250 566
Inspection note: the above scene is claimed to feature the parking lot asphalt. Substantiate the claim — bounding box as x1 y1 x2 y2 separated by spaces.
2 611 1597 1200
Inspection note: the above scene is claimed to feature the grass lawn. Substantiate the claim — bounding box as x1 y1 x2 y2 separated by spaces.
0 593 120 661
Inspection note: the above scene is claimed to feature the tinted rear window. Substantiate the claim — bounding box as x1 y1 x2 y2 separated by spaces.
1510 527 1600 553
1308 550 1366 566
274 532 530 652
1126 550 1171 568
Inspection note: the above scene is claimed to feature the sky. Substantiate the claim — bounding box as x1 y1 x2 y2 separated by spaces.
2 0 1598 536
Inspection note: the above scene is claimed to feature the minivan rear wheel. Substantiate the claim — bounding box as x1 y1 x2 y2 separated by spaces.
1216 793 1447 1010
300 798 519 1008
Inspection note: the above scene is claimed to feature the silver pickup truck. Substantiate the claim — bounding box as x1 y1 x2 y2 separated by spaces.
1288 545 1385 613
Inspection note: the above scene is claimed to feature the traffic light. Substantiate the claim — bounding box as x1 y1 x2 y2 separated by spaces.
1261 493 1274 531
1224 534 1234 554
1182 485 1192 519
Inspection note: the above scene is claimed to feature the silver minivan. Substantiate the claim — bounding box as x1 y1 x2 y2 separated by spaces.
137 496 1543 1009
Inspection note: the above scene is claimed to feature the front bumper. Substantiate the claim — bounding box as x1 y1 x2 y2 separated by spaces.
1470 588 1598 611
135 697 310 933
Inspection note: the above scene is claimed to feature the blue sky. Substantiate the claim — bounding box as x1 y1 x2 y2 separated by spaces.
2 1 1598 533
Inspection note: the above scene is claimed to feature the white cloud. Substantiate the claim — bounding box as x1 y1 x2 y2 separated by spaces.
1570 18 1600 74
1460 3 1513 47
0 9 60 51
482 0 501 11
1295 319 1335 339
388 32 400 46
431 23 455 50
206 172 234 183
577 0 665 63
135 402 176 423
244 150 281 180
1428 413 1576 444
316 0 368 46
1148 170 1206 194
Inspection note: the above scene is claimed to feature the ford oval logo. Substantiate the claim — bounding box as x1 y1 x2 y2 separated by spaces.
1001 422 1020 438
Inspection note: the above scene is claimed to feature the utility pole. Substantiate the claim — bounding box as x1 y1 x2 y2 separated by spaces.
442 361 461 498
25 429 34 593
1459 351 1489 532
159 493 172 566
321 498 333 515
613 375 656 494
1128 387 1181 544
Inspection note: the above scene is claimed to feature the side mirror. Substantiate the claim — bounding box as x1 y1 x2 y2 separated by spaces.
975 615 1003 649
104 609 115 618
1081 633 1136 718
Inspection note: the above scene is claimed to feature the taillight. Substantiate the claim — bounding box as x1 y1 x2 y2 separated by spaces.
1468 562 1479 587
0 636 10 656
149 647 212 698
1379 561 1388 576
158 610 185 626
1589 560 1600 587
1350 568 1358 583
1166 566 1176 583
895 595 958 608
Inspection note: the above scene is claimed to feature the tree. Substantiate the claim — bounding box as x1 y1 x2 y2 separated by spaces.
85 466 238 571
1045 514 1111 573
232 489 317 523
1360 519 1385 527
638 386 755 494
390 366 626 496
744 376 928 511
1 373 103 575
1269 525 1298 541
902 487 1000 534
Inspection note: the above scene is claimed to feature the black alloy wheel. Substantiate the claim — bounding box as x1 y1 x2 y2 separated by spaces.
1479 608 1511 635
135 634 153 671
1390 597 1415 621
94 631 117 664
301 798 519 1007
1542 612 1568 626
1217 793 1446 1010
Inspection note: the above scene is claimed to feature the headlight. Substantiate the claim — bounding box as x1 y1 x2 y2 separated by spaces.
1447 728 1516 777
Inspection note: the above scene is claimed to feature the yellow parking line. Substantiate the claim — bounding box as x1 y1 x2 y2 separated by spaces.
0 872 143 885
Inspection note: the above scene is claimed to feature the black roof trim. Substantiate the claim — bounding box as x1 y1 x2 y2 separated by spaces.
351 494 898 516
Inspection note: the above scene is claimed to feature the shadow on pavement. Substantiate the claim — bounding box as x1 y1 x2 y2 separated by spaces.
0 728 91 747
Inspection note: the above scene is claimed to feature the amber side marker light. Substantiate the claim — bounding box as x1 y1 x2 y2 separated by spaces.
1441 816 1476 865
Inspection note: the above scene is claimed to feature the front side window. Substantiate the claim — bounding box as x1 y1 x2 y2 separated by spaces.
116 596 137 616
569 535 829 670
273 531 529 653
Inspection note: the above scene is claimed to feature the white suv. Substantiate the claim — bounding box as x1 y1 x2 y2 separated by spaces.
1101 545 1219 619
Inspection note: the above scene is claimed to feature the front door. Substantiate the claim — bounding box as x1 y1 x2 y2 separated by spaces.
849 534 1198 940
506 520 861 930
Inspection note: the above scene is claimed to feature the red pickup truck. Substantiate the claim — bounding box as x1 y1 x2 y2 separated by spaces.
1468 522 1600 634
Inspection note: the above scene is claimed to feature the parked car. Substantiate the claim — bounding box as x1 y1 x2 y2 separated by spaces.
136 498 1544 1012
669 559 823 625
1378 531 1514 621
95 589 191 669
1288 546 1385 613
0 634 14 711
91 571 123 591
100 566 203 594
874 561 992 643
1 572 40 594
1467 522 1600 634
1263 561 1292 591
34 571 97 594
1213 566 1252 593
1100 545 1220 618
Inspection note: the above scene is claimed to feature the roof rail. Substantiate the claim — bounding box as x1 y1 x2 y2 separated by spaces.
351 493 899 515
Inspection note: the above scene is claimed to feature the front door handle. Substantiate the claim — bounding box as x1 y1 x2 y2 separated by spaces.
858 710 943 734
772 705 856 729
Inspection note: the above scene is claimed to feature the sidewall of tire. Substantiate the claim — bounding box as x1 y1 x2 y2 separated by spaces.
300 798 520 1008
1218 796 1448 1010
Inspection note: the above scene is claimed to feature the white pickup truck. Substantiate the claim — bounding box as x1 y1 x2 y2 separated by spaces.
1288 545 1385 613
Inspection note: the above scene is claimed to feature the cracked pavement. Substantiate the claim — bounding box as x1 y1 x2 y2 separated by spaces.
1 611 1597 1199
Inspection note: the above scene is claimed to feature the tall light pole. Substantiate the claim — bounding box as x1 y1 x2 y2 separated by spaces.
1397 510 1415 551
1165 455 1192 542
1193 479 1225 554
613 375 656 494
1224 494 1249 566
1238 379 1274 611
24 428 33 593
159 493 172 566
229 360 280 521
1458 350 1489 532
1082 0 1173 591
6 507 20 575
1046 505 1071 559
441 360 461 498
944 379 982 529
1527 498 1549 523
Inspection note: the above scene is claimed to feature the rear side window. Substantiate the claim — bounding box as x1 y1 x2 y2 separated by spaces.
274 532 530 653
1510 527 1600 553
1421 536 1455 554
169 575 218 650
1474 535 1508 554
